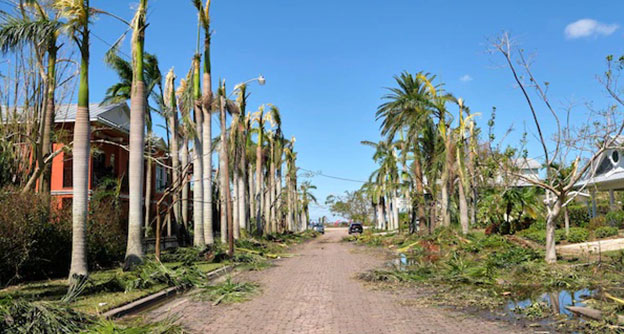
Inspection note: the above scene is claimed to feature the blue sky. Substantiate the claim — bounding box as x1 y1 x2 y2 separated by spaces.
5 1 624 220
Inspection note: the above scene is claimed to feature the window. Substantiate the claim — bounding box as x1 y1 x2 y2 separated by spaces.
63 153 72 188
155 165 168 192
596 154 615 176
612 151 620 164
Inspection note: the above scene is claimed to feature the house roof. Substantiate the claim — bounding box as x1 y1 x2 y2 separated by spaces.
55 103 130 133
513 157 541 170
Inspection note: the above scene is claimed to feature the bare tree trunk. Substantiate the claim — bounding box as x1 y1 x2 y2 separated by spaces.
564 206 570 237
545 201 562 264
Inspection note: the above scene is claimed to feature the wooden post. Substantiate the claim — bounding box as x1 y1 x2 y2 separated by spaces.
591 191 597 218
610 189 616 211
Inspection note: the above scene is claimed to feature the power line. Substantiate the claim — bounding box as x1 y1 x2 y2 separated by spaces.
298 168 366 183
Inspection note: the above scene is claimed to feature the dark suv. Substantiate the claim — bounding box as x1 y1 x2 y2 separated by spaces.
348 222 363 234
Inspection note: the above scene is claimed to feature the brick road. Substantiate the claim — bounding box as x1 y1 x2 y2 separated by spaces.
148 228 529 333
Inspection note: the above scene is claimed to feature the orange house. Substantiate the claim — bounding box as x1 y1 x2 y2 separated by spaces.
49 102 170 220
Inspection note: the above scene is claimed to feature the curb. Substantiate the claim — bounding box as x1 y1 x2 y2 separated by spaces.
102 264 234 319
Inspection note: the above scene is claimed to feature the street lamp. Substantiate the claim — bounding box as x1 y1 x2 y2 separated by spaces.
232 75 266 95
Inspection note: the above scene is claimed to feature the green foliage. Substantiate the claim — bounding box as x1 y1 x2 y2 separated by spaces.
123 260 204 291
513 301 550 320
605 210 624 228
557 205 590 227
594 226 618 239
567 227 590 243
0 298 93 333
325 190 372 225
83 318 186 334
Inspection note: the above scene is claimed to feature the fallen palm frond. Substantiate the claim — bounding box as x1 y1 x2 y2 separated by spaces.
193 277 259 305
0 297 94 334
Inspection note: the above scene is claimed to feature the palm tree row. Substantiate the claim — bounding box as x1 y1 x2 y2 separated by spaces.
364 72 481 235
0 0 309 285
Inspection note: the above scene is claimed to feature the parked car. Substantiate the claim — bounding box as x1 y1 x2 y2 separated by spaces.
314 223 325 234
348 222 363 234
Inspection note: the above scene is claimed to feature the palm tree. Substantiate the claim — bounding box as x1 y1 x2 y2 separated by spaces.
252 106 266 234
191 54 205 247
0 1 62 193
53 0 91 283
192 0 214 246
124 0 149 269
101 52 162 239
284 137 297 231
164 69 181 232
299 181 317 230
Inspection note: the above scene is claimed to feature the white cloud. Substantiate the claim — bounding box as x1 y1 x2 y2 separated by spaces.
565 19 619 39
459 74 473 82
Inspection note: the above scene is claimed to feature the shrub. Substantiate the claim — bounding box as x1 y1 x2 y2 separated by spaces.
605 210 624 228
567 227 590 243
0 191 71 285
558 205 591 227
588 216 606 231
594 226 618 239
0 187 127 285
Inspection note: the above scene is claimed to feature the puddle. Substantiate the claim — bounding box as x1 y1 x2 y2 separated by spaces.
506 288 595 318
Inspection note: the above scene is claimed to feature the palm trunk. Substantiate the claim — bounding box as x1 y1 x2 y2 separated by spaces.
192 57 205 247
219 94 234 255
39 45 57 194
237 167 246 234
269 160 276 233
458 179 469 234
219 140 227 243
249 164 255 229
69 20 90 281
233 162 240 240
255 131 263 234
181 138 189 230
412 158 426 233
276 167 283 232
392 195 400 231
202 76 213 245
125 0 148 269
166 71 181 226
143 143 152 238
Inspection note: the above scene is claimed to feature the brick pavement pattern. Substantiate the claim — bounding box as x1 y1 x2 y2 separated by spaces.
148 228 530 334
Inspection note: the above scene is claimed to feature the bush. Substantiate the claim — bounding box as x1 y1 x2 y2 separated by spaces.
0 191 71 285
605 211 624 228
567 227 590 243
0 187 127 285
594 226 619 239
588 216 607 231
560 205 591 227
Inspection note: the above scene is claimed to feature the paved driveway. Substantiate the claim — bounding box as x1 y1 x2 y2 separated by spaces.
148 228 529 334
